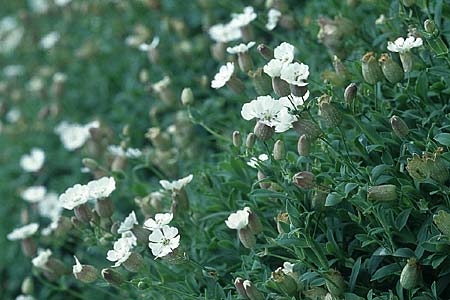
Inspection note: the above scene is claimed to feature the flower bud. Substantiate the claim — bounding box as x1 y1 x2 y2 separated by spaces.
243 280 264 300
74 203 92 224
246 133 256 149
407 150 449 183
95 198 114 218
73 257 98 283
276 212 290 234
254 121 274 141
344 83 357 106
361 52 383 85
293 171 315 190
272 77 291 97
297 134 310 156
211 42 226 61
102 268 125 286
238 227 256 248
46 258 69 277
402 0 415 7
82 158 98 170
367 185 397 202
244 207 263 235
237 52 254 73
272 267 298 296
292 113 321 141
424 19 437 34
233 131 242 148
21 238 37 257
227 76 246 94
257 170 271 189
433 210 450 237
318 94 342 127
333 55 350 79
400 258 422 290
379 53 404 84
181 87 194 106
123 252 145 273
234 277 249 299
325 270 346 296
21 277 34 294
390 115 409 138
273 140 285 160
248 68 272 95
257 44 273 60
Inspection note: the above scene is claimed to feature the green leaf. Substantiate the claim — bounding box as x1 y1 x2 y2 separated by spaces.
395 209 412 231
434 133 450 146
349 257 362 292
416 71 429 100
371 263 401 281
325 192 344 207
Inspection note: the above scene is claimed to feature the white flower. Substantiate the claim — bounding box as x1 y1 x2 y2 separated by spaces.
3 64 25 77
208 22 242 43
87 177 116 199
55 121 99 151
138 36 160 51
39 31 60 49
375 14 386 25
6 108 21 123
387 36 423 53
28 0 49 13
106 237 134 267
121 231 137 247
53 72 67 83
280 62 310 86
55 0 72 7
126 148 142 158
282 262 295 274
148 225 180 259
266 9 282 30
226 41 255 54
21 186 47 203
73 256 82 274
16 295 36 300
263 59 285 78
117 211 138 234
275 108 297 132
7 223 39 240
20 148 45 172
32 249 52 269
274 42 295 63
59 183 90 210
211 62 235 89
225 209 249 230
247 154 269 168
38 192 62 221
159 174 193 191
152 76 171 93
279 92 309 110
107 145 142 158
230 6 257 28
143 213 173 231
0 17 24 54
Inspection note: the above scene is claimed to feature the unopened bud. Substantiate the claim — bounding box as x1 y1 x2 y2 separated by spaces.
246 133 256 149
21 238 37 257
95 198 114 218
234 277 249 299
102 268 125 286
123 252 144 272
254 121 274 141
237 52 254 73
379 53 404 84
257 44 273 60
82 158 98 170
21 277 34 294
257 171 271 189
272 267 298 296
227 76 246 94
243 280 264 300
344 83 357 105
276 212 290 234
73 256 98 283
433 210 450 237
181 87 194 106
74 203 92 224
318 95 342 127
292 171 315 190
292 113 321 141
361 52 383 85
400 258 422 290
390 115 409 138
325 270 346 296
233 131 242 148
238 227 256 248
297 134 310 156
272 77 291 97
273 140 285 160
248 68 272 95
46 258 69 277
367 184 397 202
244 207 263 235
424 19 437 34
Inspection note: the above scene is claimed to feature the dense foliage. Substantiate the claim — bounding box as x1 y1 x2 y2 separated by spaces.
2 0 450 300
